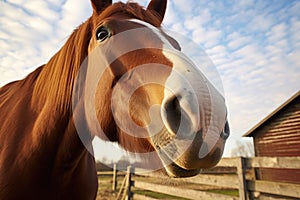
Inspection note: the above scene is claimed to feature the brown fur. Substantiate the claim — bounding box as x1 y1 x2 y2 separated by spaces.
0 1 167 199
0 0 227 198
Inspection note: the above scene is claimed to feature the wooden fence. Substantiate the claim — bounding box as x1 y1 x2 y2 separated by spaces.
98 157 300 200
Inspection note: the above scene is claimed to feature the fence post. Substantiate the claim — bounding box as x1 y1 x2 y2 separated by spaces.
125 166 133 200
237 157 248 200
112 163 118 192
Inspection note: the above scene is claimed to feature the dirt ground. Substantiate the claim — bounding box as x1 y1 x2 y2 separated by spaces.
96 178 116 200
96 190 116 200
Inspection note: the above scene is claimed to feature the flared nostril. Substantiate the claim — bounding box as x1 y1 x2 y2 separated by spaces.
221 121 230 140
163 95 181 134
162 93 197 137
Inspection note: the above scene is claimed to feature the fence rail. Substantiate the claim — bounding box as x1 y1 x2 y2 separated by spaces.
98 156 300 200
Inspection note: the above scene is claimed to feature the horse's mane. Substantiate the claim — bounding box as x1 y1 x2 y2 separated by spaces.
32 2 161 114
32 19 91 114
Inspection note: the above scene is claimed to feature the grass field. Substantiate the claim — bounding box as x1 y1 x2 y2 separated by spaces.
96 174 239 199
97 175 121 200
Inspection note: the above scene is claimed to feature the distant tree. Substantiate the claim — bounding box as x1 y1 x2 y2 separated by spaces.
96 160 112 171
117 155 131 170
230 138 255 157
100 156 108 164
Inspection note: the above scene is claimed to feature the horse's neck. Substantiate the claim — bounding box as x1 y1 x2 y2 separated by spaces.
0 66 94 190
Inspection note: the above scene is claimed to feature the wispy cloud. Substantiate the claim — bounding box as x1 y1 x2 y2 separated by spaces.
0 0 299 156
162 0 300 155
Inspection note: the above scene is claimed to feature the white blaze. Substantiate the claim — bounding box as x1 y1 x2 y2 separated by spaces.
128 19 227 158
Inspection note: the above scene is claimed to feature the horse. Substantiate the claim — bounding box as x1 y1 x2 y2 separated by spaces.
0 0 229 199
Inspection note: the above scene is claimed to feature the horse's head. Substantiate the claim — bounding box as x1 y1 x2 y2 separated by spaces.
83 0 229 177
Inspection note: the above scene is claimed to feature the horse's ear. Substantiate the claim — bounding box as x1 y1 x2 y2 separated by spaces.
147 0 167 23
91 0 112 13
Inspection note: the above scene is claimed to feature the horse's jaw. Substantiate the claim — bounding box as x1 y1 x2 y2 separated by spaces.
150 128 225 178
156 149 201 178
165 164 201 178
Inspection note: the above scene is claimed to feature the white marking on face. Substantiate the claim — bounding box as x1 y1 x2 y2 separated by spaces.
162 48 227 158
129 19 204 135
127 19 227 157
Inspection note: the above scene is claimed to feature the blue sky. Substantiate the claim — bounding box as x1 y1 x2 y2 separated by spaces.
0 0 299 157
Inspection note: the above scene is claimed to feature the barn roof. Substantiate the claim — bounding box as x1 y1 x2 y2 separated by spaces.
243 90 300 137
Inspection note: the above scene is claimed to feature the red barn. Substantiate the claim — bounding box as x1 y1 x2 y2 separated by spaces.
244 90 300 184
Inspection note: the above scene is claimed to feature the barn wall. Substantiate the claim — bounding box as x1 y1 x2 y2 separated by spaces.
258 168 300 184
253 96 300 184
254 97 300 157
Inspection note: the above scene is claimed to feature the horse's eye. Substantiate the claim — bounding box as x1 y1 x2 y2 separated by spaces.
96 26 110 42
